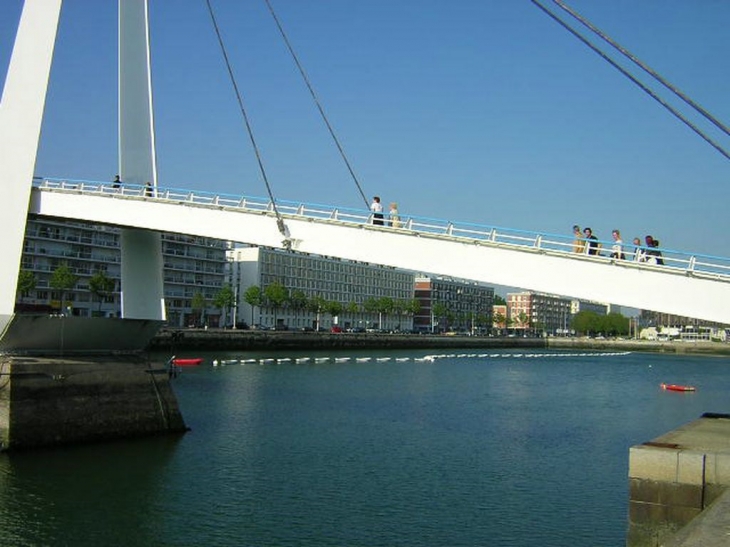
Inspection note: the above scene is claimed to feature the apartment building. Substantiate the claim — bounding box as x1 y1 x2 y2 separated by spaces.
18 216 228 327
413 276 494 334
507 291 572 336
227 246 416 331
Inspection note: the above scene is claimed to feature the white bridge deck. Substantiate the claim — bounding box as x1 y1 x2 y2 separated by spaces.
30 177 730 324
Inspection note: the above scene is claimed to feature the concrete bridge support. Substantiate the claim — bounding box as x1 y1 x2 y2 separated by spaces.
0 316 186 451
0 353 186 451
627 413 730 546
118 0 165 322
0 1 178 450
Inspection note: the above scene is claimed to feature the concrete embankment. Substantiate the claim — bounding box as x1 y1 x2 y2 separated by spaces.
0 353 187 451
547 337 730 356
148 329 730 356
628 413 730 547
148 329 547 352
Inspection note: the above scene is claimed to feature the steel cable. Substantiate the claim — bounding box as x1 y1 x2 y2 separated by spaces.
553 0 730 139
204 0 290 242
532 0 730 162
263 0 370 208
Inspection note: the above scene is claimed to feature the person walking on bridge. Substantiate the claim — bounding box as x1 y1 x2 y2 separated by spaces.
583 227 600 255
610 229 624 259
389 202 400 228
645 236 664 265
572 225 585 253
633 237 646 262
370 196 384 225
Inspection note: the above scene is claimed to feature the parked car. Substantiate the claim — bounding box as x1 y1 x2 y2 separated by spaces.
330 325 343 333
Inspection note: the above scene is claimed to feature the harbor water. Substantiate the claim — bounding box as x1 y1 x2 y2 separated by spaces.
1 348 729 546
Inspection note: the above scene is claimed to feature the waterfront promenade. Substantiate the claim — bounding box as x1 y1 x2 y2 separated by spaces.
149 328 730 356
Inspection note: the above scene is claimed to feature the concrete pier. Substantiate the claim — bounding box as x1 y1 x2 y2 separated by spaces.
627 413 730 546
0 316 186 451
0 353 187 451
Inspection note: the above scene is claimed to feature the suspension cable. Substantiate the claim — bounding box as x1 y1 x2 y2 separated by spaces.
553 0 730 139
204 0 290 242
531 0 730 162
263 0 370 208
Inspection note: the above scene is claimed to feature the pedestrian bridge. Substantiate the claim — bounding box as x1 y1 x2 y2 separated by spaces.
30 176 730 325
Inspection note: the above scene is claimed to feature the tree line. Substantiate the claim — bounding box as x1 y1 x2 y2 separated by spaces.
237 281 420 329
17 265 115 314
18 266 633 336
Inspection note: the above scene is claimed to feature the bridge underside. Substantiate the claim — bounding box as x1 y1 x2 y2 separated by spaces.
0 316 163 354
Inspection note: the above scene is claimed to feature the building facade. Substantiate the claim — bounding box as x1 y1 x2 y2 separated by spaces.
17 216 228 327
571 299 609 316
413 276 494 334
507 291 572 336
227 247 416 331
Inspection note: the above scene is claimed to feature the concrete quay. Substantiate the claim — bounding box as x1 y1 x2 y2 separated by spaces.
548 337 730 356
148 328 549 352
628 414 730 547
148 328 730 356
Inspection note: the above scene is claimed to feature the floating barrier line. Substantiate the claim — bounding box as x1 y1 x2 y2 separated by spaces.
211 351 632 366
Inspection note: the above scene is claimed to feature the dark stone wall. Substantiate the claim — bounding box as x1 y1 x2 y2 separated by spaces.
0 354 186 451
149 329 548 352
148 329 730 355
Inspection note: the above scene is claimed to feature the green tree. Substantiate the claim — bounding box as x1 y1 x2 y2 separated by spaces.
88 270 116 313
243 285 264 325
50 263 78 314
493 294 507 306
325 300 343 323
213 284 236 326
406 299 421 316
475 311 491 333
394 298 420 330
493 310 507 335
603 313 630 336
16 269 36 303
361 297 397 329
191 292 207 327
308 295 327 330
517 311 529 332
264 281 289 326
572 311 601 336
376 297 395 330
432 301 449 332
289 289 309 324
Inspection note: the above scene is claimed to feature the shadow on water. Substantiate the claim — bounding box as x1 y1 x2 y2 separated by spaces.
0 435 182 546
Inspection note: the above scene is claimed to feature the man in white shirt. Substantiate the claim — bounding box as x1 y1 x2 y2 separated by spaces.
370 196 384 225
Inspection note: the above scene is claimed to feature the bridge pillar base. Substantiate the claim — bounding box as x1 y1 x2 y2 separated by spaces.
627 413 730 546
0 354 187 452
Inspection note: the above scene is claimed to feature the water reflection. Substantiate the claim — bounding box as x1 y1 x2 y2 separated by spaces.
0 435 181 545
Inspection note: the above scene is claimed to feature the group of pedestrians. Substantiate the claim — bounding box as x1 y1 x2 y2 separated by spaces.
572 225 664 265
370 196 401 228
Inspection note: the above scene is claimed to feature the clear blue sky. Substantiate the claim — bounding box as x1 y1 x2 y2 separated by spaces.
2 1 729 257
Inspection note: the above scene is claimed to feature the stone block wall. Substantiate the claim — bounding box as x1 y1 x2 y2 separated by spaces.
627 415 730 546
0 354 187 451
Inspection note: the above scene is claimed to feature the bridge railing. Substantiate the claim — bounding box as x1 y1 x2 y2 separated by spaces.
33 177 730 282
